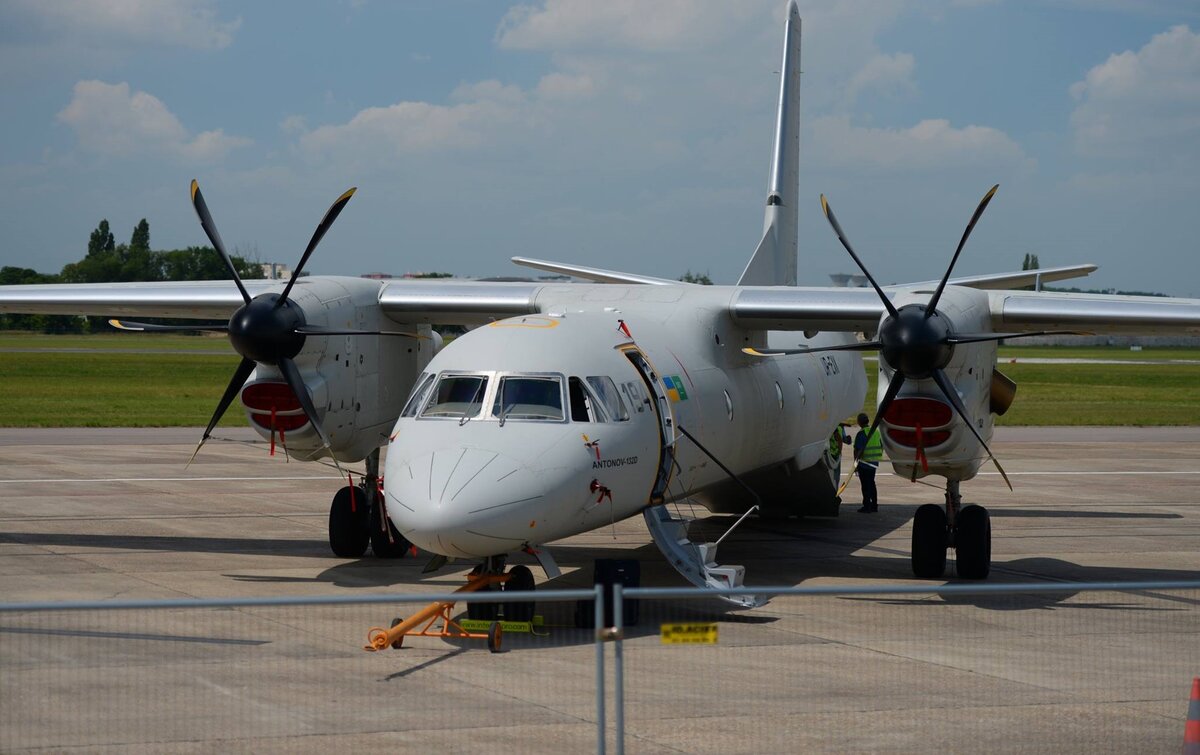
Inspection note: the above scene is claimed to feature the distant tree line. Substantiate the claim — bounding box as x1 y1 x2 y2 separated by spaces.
1 218 263 332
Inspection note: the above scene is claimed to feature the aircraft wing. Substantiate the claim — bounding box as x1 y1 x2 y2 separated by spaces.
4 277 1200 335
0 279 278 319
730 286 1200 335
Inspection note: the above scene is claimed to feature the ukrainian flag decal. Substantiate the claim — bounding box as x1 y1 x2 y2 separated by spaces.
663 375 688 401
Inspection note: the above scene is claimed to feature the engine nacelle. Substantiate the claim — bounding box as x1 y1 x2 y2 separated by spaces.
238 277 434 462
877 286 996 483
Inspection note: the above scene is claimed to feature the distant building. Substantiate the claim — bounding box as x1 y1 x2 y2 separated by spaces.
830 273 868 288
261 262 293 280
360 272 395 280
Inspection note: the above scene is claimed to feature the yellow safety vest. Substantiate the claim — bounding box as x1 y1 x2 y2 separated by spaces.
861 430 884 463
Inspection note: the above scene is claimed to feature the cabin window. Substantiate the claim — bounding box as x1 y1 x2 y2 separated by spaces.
400 372 435 418
422 374 489 419
491 375 565 422
586 376 629 422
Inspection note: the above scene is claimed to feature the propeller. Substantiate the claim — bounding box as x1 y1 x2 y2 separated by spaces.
792 185 1043 490
179 181 362 464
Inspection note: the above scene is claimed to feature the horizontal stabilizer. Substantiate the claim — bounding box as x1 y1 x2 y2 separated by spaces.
511 256 690 286
897 264 1098 292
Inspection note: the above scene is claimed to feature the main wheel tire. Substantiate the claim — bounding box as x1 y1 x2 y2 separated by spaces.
371 507 411 559
328 486 369 558
912 503 948 578
467 585 498 621
487 621 503 653
502 565 536 622
955 504 992 580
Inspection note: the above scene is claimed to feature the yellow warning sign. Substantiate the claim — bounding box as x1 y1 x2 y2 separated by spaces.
660 622 718 645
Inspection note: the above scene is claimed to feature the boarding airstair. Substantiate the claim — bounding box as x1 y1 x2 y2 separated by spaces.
643 504 768 609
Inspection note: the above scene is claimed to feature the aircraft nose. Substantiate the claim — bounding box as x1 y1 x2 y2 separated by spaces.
385 446 546 558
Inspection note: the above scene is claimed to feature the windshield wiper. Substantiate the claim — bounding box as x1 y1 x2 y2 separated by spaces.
498 402 515 427
457 381 485 426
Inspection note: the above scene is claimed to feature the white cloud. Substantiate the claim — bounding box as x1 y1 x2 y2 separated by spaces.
7 0 239 50
1069 25 1200 159
297 96 523 161
496 0 760 52
811 116 1033 172
843 52 917 107
57 80 249 161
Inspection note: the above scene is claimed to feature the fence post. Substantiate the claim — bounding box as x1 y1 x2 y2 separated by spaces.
613 582 626 755
594 583 606 755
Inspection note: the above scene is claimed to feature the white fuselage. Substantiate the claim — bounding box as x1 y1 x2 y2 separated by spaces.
384 289 865 558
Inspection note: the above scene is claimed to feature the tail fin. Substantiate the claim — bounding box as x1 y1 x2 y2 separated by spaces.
738 2 801 287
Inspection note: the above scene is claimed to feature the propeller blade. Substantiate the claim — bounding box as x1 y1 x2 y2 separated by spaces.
944 330 1091 345
925 184 999 317
277 187 357 307
929 367 1012 491
190 180 251 305
276 356 335 452
188 356 256 466
110 319 228 333
819 194 900 320
837 371 906 497
294 325 426 338
743 341 881 358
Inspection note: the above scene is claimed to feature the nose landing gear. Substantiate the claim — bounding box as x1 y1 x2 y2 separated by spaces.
911 480 991 579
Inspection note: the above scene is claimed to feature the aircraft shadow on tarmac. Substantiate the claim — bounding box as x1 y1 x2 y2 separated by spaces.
5 502 1195 630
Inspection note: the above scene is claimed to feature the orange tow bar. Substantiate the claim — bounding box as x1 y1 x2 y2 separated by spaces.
364 572 509 653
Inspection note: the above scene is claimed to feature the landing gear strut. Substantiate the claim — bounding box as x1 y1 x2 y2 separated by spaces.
910 480 991 579
328 448 412 558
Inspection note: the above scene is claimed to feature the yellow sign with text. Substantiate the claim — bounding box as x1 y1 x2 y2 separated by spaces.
660 622 718 645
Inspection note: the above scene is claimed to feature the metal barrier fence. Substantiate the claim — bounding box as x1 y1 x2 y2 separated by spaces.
2 581 1199 753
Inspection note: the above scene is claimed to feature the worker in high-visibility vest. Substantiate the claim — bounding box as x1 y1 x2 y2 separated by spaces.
853 412 884 513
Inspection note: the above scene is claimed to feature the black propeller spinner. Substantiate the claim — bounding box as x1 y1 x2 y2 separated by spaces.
743 185 1086 491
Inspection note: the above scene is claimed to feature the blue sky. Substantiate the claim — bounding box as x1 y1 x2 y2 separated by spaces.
2 1 1199 294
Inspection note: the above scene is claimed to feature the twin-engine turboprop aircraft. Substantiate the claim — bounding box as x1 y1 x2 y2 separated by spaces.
4 2 1200 606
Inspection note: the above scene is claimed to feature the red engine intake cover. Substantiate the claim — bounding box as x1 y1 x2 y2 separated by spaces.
241 382 303 414
883 397 953 429
250 412 309 432
887 428 951 448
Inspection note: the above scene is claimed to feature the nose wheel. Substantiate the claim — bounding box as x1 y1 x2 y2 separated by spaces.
911 481 991 579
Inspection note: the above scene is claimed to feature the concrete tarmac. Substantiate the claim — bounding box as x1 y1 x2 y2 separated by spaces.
0 427 1197 752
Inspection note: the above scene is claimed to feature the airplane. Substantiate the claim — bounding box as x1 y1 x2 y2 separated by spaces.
3 1 1199 610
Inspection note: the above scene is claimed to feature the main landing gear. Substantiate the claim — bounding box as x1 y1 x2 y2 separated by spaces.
328 448 412 559
911 480 991 580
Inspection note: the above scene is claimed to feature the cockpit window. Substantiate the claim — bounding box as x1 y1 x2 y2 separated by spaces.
569 377 600 422
586 376 630 422
422 374 489 418
400 372 436 418
491 375 564 422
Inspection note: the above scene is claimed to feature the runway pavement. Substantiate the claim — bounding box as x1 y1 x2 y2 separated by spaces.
0 427 1197 752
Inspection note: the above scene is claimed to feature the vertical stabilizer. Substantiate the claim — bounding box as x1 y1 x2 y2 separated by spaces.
738 2 801 287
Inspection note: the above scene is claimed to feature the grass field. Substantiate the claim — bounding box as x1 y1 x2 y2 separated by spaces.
0 350 244 427
0 332 231 352
1 334 1198 426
